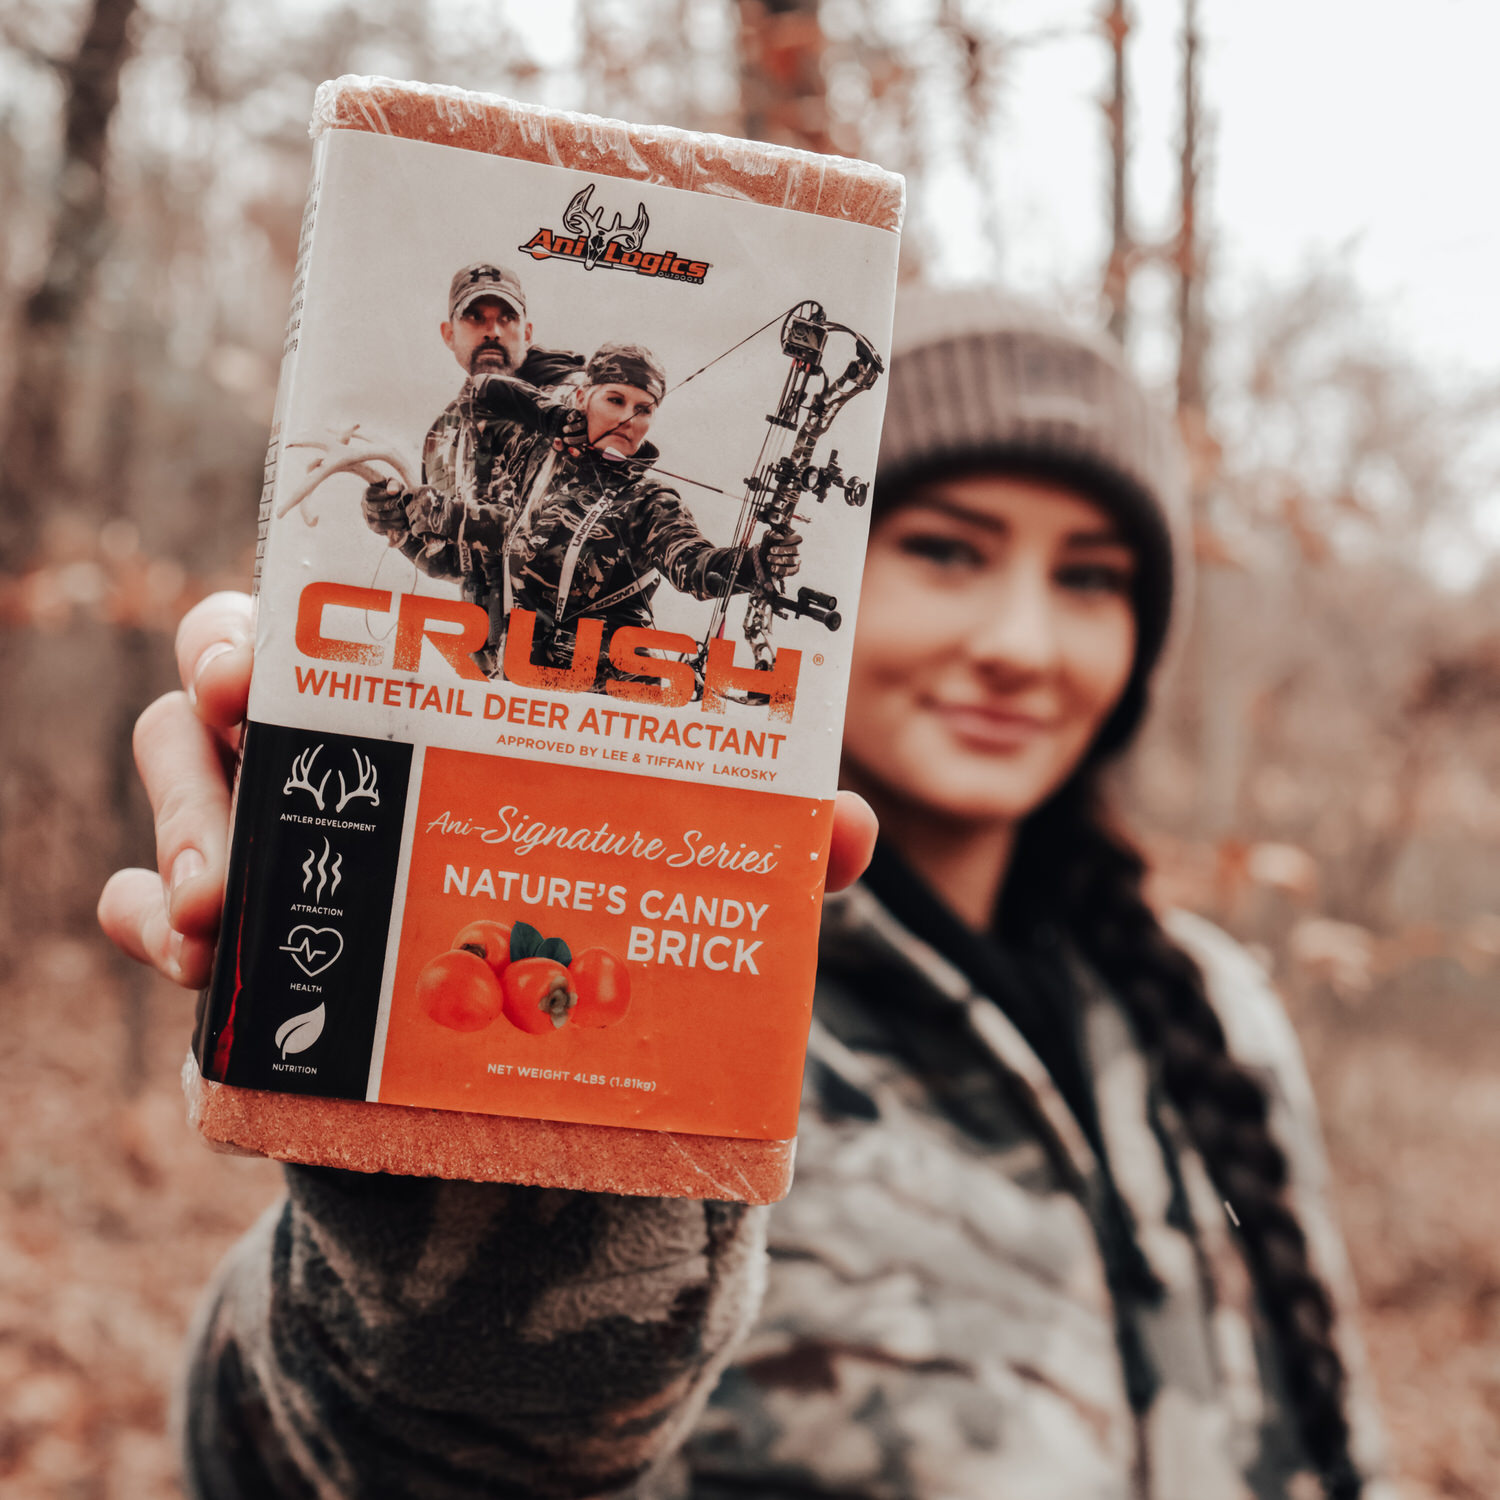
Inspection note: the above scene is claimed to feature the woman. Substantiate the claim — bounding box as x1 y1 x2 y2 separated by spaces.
99 289 1390 1499
400 340 801 681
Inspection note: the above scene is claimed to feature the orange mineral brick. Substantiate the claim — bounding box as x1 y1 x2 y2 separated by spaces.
188 77 903 1205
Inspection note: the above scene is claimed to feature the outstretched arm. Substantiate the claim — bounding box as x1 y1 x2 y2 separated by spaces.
99 593 877 1497
467 373 586 443
361 479 473 579
181 1171 768 1500
629 489 802 602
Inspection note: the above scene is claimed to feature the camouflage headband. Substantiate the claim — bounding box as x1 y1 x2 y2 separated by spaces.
586 342 667 404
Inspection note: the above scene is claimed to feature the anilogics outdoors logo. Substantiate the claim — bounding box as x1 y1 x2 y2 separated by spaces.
518 184 711 285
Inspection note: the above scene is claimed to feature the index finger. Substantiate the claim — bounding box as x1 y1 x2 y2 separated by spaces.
827 790 877 893
175 590 254 731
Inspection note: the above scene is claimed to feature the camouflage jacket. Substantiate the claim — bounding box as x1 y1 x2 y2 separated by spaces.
178 877 1394 1500
377 347 586 584
409 374 755 676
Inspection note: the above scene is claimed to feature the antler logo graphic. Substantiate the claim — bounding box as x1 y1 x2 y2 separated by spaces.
519 186 707 282
561 184 649 269
283 745 379 815
336 749 379 814
284 745 330 810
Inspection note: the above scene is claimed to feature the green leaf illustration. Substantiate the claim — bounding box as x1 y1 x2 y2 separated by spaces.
510 921 545 961
538 936 572 967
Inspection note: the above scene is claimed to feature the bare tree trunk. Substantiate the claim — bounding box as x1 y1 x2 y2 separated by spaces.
1170 0 1235 842
0 0 141 978
1174 0 1206 415
1101 0 1131 344
940 0 1003 276
0 0 141 570
736 0 835 152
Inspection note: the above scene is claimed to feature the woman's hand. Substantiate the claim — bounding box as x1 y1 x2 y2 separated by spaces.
98 591 879 989
97 592 253 988
757 525 803 580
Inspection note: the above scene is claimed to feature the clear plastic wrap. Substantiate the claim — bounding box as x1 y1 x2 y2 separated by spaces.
311 75 905 232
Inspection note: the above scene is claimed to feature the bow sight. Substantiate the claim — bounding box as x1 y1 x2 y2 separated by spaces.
800 452 868 508
779 305 830 368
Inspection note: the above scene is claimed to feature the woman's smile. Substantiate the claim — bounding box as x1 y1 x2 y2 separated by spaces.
842 472 1138 827
925 696 1057 752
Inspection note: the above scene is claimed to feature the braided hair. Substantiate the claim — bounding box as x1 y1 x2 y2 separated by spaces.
1004 769 1363 1500
872 288 1362 1492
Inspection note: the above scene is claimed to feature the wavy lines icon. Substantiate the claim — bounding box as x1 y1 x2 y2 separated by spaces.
300 838 343 903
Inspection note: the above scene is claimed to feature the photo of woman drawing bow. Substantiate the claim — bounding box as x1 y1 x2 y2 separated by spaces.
411 340 805 682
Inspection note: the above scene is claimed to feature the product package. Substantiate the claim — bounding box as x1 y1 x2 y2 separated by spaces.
190 76 903 1204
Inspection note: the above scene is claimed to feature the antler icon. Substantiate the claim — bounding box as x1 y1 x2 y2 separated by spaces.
335 749 380 814
561 184 598 237
284 745 330 810
607 201 650 256
561 184 650 270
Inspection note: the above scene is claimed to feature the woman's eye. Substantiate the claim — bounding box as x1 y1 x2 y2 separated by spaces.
1056 562 1133 596
897 533 984 569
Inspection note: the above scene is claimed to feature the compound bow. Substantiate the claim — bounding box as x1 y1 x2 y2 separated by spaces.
279 300 886 694
681 300 885 679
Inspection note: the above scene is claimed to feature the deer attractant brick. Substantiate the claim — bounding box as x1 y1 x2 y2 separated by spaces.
188 76 903 1204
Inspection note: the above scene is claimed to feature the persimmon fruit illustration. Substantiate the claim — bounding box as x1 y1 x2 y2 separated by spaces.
453 919 514 979
502 957 578 1033
424 920 628 1035
569 948 631 1028
417 949 504 1032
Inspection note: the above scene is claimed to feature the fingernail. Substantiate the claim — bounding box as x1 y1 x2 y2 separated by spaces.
166 928 187 977
170 847 205 898
188 640 236 706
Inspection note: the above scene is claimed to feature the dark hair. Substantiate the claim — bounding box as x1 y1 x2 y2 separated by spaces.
868 453 1362 1494
1005 769 1362 1500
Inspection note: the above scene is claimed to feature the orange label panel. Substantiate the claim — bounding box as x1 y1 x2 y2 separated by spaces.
377 748 832 1139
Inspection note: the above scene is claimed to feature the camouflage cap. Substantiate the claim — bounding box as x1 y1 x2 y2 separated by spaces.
585 342 667 404
448 263 527 322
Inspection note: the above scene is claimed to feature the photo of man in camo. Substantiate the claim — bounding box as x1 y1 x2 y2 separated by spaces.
358 260 584 577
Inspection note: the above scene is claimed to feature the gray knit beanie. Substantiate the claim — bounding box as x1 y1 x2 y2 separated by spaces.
875 286 1191 751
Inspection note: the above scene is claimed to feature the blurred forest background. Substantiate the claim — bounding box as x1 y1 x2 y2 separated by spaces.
0 0 1496 1495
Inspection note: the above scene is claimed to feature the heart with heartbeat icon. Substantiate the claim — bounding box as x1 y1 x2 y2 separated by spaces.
279 925 344 977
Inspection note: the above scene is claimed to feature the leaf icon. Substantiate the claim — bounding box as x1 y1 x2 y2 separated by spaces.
275 1003 326 1058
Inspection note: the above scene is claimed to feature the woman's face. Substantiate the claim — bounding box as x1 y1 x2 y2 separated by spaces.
843 472 1139 825
578 382 658 460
